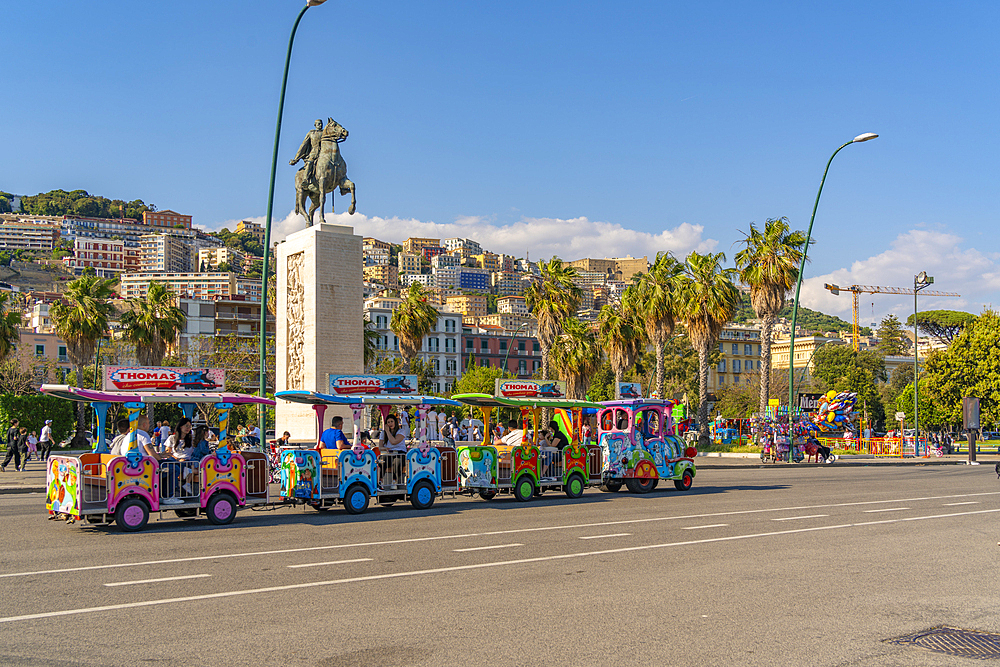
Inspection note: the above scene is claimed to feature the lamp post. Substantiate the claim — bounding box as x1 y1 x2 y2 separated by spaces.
258 0 329 436
913 271 933 456
786 133 878 459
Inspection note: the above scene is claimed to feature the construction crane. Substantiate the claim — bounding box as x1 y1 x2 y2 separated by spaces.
824 283 961 351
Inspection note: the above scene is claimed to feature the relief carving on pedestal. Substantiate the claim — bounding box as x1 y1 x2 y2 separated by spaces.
286 251 306 390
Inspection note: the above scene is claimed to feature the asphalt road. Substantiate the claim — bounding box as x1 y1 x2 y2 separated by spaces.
2 465 1000 666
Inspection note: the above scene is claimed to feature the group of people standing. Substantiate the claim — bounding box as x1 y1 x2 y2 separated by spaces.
1 418 54 473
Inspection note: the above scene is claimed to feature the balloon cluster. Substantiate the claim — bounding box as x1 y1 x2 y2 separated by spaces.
814 390 858 433
752 415 818 438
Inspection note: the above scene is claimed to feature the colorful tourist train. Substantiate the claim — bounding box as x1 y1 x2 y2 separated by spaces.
39 378 696 532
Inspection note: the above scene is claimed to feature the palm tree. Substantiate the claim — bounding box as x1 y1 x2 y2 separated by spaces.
390 283 438 373
551 317 602 400
524 257 583 383
676 251 741 444
635 251 683 399
0 293 23 363
734 217 807 417
50 276 116 437
363 316 381 371
597 287 646 399
120 281 187 366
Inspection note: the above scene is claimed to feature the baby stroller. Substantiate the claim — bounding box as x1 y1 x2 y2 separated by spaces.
760 437 777 463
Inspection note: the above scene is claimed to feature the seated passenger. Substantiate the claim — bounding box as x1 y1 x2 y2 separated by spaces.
495 419 524 448
546 421 570 451
320 416 351 450
108 418 131 456
189 426 213 463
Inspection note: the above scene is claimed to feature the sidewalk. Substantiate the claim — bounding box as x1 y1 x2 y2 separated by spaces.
4 453 997 495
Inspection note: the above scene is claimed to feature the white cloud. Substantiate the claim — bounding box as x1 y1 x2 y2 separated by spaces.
800 229 1000 323
205 211 717 261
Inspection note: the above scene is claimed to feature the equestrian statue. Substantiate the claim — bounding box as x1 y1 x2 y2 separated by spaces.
290 118 357 225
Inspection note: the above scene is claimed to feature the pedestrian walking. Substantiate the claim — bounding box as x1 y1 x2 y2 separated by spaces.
1 419 21 472
25 430 38 463
15 427 28 471
39 419 54 461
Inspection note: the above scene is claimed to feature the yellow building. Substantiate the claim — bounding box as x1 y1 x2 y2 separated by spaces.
398 252 422 275
770 335 845 375
446 294 488 319
235 220 265 243
709 325 763 394
402 237 440 254
363 264 399 289
472 252 500 272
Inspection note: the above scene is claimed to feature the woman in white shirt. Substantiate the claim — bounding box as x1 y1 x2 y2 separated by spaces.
379 415 406 487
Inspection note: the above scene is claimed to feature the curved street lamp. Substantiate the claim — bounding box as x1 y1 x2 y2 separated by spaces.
786 133 878 452
258 1 329 435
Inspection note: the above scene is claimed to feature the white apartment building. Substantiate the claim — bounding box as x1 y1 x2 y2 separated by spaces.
492 271 523 296
442 238 482 255
0 215 61 250
400 273 435 288
364 296 462 393
497 295 528 315
433 265 460 291
431 253 460 270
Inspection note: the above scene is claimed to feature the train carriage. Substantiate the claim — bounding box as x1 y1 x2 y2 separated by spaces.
274 390 462 514
40 384 274 531
452 393 603 501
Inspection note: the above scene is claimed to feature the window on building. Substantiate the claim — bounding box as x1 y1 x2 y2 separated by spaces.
35 344 44 357
533 360 540 372
518 340 526 352
58 346 68 361
499 340 507 351
519 360 527 375
481 340 488 352
445 338 455 352
533 341 540 352
465 338 473 350
481 358 490 367
733 359 741 373
718 374 726 385
717 359 726 373
428 338 439 352
393 336 399 351
732 343 739 355
744 344 752 356
445 319 455 332
433 359 440 372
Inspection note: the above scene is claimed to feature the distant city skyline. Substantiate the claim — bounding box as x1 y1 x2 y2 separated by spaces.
4 1 999 321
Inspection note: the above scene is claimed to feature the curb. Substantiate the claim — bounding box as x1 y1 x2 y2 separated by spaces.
0 487 45 494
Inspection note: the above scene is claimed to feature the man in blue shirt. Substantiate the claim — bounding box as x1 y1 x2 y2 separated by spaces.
320 416 351 450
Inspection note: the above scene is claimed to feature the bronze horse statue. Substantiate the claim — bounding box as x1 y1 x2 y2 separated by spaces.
292 118 357 225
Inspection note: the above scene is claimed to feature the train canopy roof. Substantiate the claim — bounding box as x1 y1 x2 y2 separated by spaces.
40 384 276 406
276 390 461 407
453 393 602 409
600 399 677 409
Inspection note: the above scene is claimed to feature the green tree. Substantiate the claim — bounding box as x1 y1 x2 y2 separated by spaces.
905 310 977 346
879 364 914 412
919 310 1000 428
586 361 616 402
635 252 683 398
895 378 948 428
119 281 187 366
50 276 116 436
598 287 646 399
551 317 603 400
675 251 741 442
714 373 762 418
734 216 807 416
875 314 908 357
812 344 886 428
524 257 583 384
363 317 381 371
0 195 11 214
0 293 24 364
389 283 438 373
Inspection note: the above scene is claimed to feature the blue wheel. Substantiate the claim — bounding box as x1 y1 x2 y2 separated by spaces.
410 479 436 510
343 484 370 515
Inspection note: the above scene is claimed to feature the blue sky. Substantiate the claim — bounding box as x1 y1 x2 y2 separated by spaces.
3 1 999 321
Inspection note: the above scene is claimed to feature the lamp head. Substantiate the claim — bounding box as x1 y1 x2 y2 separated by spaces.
306 0 328 5
852 133 879 143
916 271 930 284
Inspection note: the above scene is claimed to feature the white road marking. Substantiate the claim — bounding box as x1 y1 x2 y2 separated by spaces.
104 574 211 588
3 508 997 624
3 491 998 580
682 524 728 530
578 533 631 539
453 543 523 552
772 515 828 521
287 558 372 569
864 507 910 513
944 501 979 506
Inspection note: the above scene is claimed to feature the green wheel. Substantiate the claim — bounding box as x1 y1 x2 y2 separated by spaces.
564 473 585 499
513 476 535 502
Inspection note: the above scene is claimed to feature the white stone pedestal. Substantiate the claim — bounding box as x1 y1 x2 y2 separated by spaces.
275 223 363 440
